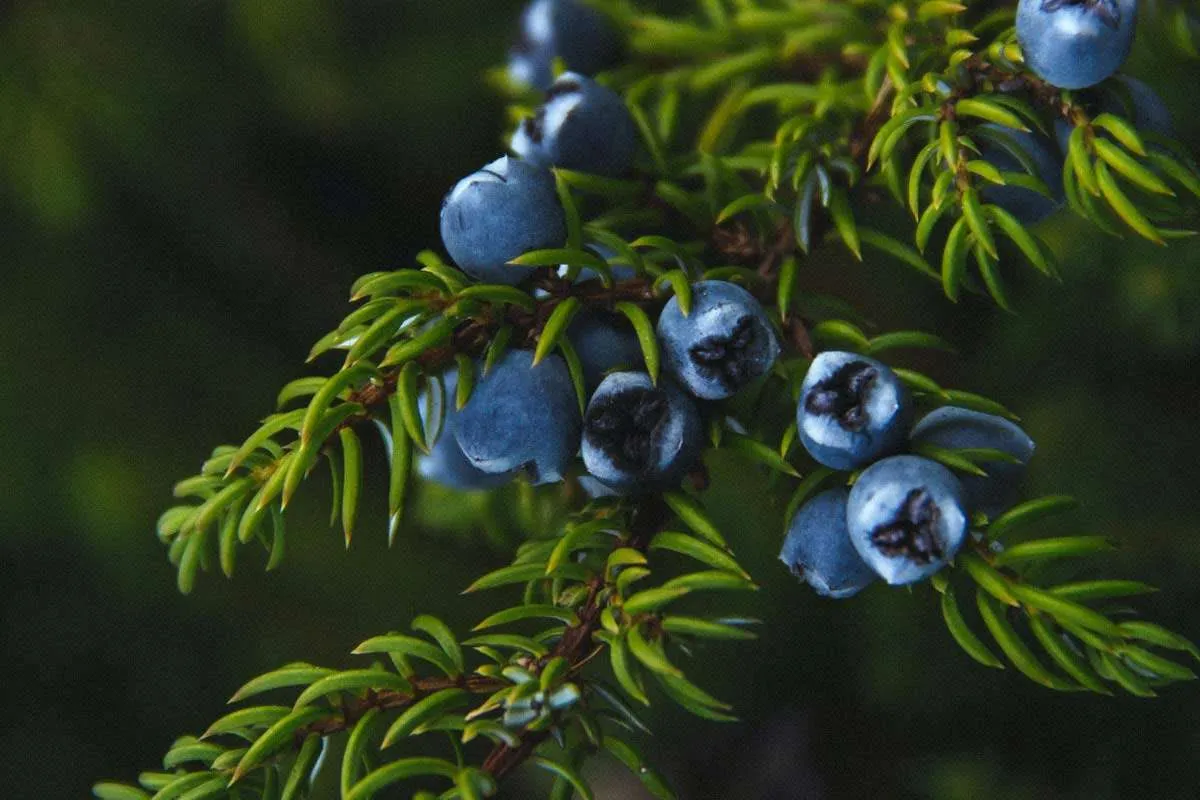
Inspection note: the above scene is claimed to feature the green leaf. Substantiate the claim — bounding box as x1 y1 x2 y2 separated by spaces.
299 362 376 445
473 604 579 630
656 269 693 316
232 707 328 782
627 624 681 676
1091 113 1147 156
337 428 362 548
281 734 322 800
351 635 460 677
986 205 1056 278
976 590 1070 690
461 633 550 657
609 634 650 705
662 492 726 548
1008 584 1122 638
603 737 676 799
292 669 412 709
867 330 955 355
456 284 536 312
716 193 780 223
955 97 1029 131
341 707 381 797
614 301 660 385
203 706 291 739
464 561 591 592
412 615 465 673
988 495 1079 539
662 570 758 593
386 394 413 546
381 689 470 746
940 582 1004 669
346 758 459 800
992 536 1117 567
723 432 801 476
509 247 608 272
661 616 757 641
531 757 594 800
93 784 151 800
651 531 748 577
858 227 939 280
654 671 737 722
534 297 582 366
1050 580 1157 603
1093 139 1174 196
829 187 861 260
1027 614 1112 694
1095 160 1165 244
959 552 1019 607
229 665 336 703
941 217 970 301
395 361 428 454
624 586 692 615
1119 622 1200 663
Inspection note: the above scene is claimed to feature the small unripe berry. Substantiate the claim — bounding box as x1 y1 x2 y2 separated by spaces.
779 488 877 599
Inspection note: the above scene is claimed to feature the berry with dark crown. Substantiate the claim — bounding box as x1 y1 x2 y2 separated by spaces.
847 455 969 585
581 372 702 492
798 352 912 471
657 280 781 400
512 73 638 177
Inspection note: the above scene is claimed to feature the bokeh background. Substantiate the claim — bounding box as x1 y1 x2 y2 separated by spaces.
3 2 1200 798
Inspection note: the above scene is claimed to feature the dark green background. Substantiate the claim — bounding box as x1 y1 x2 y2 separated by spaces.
3 2 1199 797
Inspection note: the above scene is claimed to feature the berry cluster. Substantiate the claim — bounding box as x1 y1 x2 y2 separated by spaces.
784 353 1035 594
438 0 1040 592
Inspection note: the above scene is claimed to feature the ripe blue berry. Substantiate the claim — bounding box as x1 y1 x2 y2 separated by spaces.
512 73 638 177
440 156 566 286
454 349 581 485
910 406 1036 518
657 280 781 400
566 310 645 392
979 124 1064 224
508 0 624 90
779 488 877 599
847 455 969 585
417 367 515 491
581 372 702 493
798 352 912 471
1017 0 1138 90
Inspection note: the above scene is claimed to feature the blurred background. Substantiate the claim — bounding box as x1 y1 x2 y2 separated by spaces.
2 2 1200 798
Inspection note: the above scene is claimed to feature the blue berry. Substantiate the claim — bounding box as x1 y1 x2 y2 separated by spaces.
581 372 702 493
567 310 645 392
657 280 781 400
798 352 912 471
1017 0 1138 90
910 406 1036 518
847 455 969 585
417 367 515 491
454 349 581 485
779 488 877 599
440 156 565 286
978 124 1064 225
508 0 624 91
512 73 638 177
